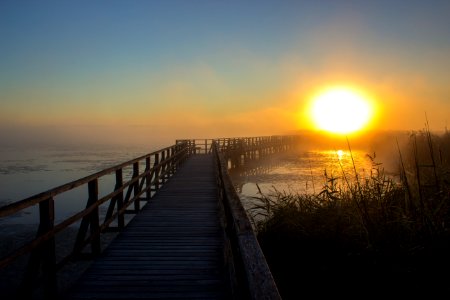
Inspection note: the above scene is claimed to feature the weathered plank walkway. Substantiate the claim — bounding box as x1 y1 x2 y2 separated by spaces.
65 154 229 299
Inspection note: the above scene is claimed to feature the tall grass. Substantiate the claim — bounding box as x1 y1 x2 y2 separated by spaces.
251 128 450 297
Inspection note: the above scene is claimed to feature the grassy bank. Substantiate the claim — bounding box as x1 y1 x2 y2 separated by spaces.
251 129 450 298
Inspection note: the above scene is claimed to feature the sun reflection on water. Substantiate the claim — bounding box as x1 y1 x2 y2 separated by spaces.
229 149 377 211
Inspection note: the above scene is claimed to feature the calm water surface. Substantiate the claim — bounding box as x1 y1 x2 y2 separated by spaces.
0 145 390 225
229 148 391 211
0 145 153 224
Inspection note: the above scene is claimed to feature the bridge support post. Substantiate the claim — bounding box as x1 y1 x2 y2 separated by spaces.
115 169 125 228
18 197 57 299
154 153 160 191
88 179 101 256
133 162 140 211
146 157 151 200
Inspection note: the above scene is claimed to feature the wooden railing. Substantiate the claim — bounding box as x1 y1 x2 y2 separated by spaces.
178 135 298 163
176 139 214 154
212 140 282 300
0 135 298 299
0 141 190 299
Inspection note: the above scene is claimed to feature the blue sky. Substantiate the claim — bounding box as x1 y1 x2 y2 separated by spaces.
1 0 449 145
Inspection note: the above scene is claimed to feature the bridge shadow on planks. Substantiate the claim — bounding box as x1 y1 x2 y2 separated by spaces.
64 154 230 300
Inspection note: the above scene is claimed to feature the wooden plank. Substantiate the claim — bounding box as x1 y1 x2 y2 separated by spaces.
72 278 223 284
76 274 224 281
64 155 229 300
69 291 223 300
68 284 223 291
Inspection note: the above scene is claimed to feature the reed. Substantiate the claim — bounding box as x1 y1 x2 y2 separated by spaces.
251 127 450 297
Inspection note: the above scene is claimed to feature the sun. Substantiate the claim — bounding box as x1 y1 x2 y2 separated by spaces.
310 87 373 134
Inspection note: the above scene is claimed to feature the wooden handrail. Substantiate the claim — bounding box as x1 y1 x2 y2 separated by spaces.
177 135 298 158
212 141 282 300
0 136 298 299
0 141 190 298
0 143 188 217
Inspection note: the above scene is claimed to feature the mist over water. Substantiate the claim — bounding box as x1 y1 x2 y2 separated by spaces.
0 130 410 225
0 144 155 224
229 149 387 211
229 130 410 211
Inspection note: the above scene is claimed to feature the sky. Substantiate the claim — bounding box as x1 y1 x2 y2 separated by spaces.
1 0 449 147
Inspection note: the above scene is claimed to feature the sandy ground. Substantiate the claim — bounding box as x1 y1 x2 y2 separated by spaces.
0 223 117 299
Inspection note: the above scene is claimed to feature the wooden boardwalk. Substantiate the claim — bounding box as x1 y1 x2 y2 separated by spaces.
65 154 230 299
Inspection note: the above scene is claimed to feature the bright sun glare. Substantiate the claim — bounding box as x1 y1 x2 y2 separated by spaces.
310 87 373 134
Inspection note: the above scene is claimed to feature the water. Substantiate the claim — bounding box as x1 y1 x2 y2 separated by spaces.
228 148 391 211
0 144 155 224
0 144 395 225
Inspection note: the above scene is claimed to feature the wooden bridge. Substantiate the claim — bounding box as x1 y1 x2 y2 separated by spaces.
0 136 298 299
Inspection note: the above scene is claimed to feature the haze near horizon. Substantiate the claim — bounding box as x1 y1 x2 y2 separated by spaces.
1 0 449 147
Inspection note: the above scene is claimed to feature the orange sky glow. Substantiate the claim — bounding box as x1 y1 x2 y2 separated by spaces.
0 1 448 147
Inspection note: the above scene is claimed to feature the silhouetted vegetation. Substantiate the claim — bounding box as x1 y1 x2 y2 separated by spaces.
251 128 450 298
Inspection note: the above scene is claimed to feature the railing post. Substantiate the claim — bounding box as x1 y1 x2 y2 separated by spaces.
154 153 160 191
88 179 101 255
170 147 175 176
40 197 57 298
133 162 140 211
19 197 57 299
146 157 151 200
116 168 125 228
167 149 171 177
161 150 167 184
